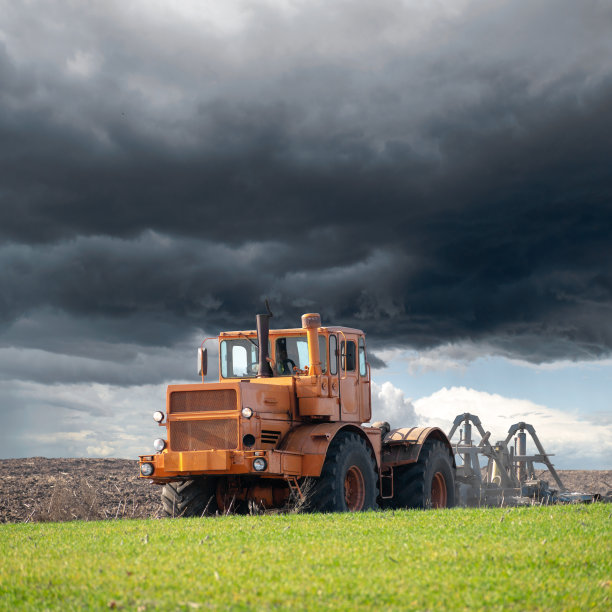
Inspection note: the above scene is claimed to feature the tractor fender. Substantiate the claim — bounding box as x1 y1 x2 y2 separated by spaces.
381 426 456 469
278 422 379 478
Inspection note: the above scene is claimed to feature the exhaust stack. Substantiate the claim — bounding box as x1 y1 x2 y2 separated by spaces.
256 301 274 378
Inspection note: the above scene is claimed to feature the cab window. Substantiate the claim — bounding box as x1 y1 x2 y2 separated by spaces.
341 340 356 372
358 337 367 376
220 339 259 378
274 335 328 376
329 335 338 375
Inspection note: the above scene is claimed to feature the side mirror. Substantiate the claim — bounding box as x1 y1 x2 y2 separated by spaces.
198 347 208 377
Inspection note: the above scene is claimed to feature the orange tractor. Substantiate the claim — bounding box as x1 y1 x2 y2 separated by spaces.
139 308 455 515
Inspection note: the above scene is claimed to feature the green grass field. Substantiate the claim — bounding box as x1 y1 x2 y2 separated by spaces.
1 504 610 611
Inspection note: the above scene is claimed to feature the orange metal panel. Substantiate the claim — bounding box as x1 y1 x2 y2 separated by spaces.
240 380 293 416
302 453 326 476
142 448 306 479
384 426 440 445
298 397 338 417
280 452 302 475
364 427 382 459
279 422 380 477
295 375 323 398
380 426 455 469
162 449 231 472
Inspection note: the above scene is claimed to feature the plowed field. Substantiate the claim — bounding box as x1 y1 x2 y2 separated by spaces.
0 457 610 523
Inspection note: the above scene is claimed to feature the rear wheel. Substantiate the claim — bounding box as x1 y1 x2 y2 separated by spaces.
392 440 455 509
309 432 378 513
161 478 218 517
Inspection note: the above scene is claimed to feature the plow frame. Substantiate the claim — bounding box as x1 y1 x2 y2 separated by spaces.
449 413 567 506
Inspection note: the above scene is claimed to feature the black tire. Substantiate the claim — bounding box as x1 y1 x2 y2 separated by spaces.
392 440 455 509
309 432 378 513
161 478 218 518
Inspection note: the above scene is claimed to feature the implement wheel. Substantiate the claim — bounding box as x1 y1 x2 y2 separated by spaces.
392 440 455 509
161 477 218 518
309 432 378 513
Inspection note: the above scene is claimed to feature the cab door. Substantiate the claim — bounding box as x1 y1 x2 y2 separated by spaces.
358 336 371 422
339 335 360 422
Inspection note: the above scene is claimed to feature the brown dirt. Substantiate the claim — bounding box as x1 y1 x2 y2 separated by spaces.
0 458 610 523
0 457 161 523
533 468 612 496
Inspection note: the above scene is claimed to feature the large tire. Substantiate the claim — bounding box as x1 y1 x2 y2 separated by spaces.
309 432 378 513
392 440 455 509
161 478 218 518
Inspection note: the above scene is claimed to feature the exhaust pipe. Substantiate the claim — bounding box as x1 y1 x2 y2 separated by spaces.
256 301 274 378
302 313 322 376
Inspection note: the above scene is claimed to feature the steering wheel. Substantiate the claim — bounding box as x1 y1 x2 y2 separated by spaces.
277 358 296 375
247 362 259 375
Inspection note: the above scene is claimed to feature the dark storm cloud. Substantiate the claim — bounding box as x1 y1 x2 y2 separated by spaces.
1 0 612 380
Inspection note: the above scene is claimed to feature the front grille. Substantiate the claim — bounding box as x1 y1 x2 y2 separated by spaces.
170 389 237 413
261 430 281 446
170 419 238 451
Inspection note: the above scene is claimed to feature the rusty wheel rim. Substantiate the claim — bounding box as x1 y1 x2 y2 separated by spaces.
431 472 447 508
344 466 366 511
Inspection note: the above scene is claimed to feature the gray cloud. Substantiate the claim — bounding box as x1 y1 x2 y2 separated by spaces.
0 380 163 458
1 0 611 385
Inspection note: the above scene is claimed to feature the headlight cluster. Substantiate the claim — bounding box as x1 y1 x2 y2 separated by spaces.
253 458 267 471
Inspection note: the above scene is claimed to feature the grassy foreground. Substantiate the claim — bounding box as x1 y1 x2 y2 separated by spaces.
1 504 610 611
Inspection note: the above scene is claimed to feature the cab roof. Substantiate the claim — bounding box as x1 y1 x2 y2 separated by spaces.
219 325 365 337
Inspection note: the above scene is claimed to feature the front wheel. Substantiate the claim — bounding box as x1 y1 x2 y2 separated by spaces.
161 478 218 517
309 432 378 513
392 440 455 509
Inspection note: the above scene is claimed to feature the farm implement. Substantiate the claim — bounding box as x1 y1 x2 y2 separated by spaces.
446 413 599 506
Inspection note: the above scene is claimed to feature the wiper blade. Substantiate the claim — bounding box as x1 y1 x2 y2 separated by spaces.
239 332 259 349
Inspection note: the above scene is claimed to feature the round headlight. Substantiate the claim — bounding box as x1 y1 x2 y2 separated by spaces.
140 462 154 476
153 411 164 423
241 406 253 419
153 438 166 452
253 458 267 472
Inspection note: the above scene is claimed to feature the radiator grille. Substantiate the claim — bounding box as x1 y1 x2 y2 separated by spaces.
170 389 237 413
170 419 238 451
261 430 281 446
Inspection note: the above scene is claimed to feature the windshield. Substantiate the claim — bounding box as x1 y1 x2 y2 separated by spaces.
220 334 327 378
220 338 260 378
274 335 327 376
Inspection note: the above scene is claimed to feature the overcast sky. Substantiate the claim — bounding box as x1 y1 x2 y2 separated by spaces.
1 0 611 469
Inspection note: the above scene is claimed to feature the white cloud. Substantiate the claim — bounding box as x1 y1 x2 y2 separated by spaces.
370 381 419 429
368 380 612 469
27 430 96 443
86 443 115 457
